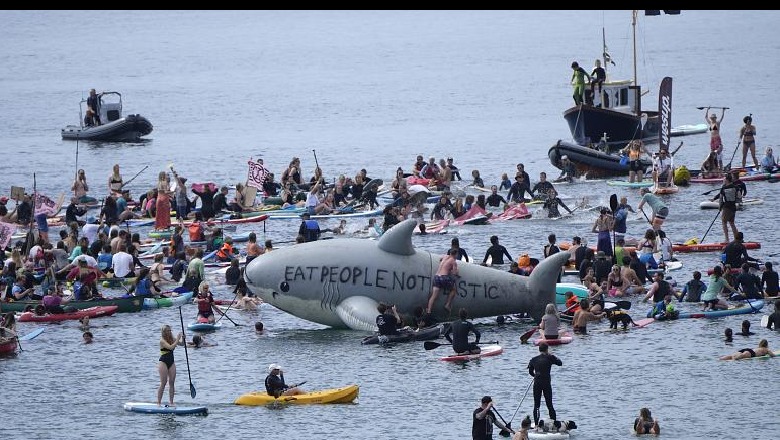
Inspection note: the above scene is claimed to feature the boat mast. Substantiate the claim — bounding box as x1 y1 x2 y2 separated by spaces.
632 10 638 87
601 27 607 80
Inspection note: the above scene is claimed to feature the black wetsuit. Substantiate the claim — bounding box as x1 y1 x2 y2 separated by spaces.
445 319 480 353
472 407 498 440
486 193 506 207
530 181 555 199
507 181 532 203
264 372 288 397
723 240 758 268
483 244 512 265
65 203 88 225
732 271 762 300
762 269 779 297
542 197 571 218
528 352 562 425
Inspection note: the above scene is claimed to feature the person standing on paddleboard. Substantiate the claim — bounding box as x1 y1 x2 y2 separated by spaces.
637 187 668 231
157 324 183 407
528 342 562 428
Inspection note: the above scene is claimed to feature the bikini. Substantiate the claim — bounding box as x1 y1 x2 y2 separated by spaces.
159 346 175 368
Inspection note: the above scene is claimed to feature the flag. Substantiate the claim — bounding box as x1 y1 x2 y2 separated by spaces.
246 160 269 190
0 221 16 248
34 193 58 216
658 76 673 152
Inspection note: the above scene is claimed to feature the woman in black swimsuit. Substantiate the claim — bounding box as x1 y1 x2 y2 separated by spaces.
739 115 759 169
157 324 183 406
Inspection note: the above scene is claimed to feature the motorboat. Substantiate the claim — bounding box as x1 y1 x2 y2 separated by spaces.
61 91 153 141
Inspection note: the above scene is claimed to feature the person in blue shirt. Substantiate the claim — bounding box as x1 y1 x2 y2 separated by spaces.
680 271 706 302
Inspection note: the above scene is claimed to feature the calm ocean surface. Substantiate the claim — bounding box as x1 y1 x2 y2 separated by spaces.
1 10 779 440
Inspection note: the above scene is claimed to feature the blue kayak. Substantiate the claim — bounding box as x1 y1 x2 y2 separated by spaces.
669 299 764 319
606 180 654 188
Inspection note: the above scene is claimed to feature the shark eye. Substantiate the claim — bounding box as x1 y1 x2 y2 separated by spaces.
279 281 289 293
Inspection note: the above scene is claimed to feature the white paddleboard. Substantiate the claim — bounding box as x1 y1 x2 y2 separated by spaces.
123 402 207 415
440 344 503 362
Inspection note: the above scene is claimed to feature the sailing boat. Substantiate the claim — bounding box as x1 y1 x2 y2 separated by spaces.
562 10 679 152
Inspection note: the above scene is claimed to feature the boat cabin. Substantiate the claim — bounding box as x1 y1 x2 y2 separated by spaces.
80 91 123 128
588 79 642 115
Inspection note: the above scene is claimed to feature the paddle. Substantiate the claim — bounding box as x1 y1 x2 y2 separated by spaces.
19 327 44 341
505 378 535 435
492 406 514 437
213 290 242 326
519 327 537 344
423 340 498 350
696 106 730 110
669 141 684 157
639 207 652 226
119 165 149 190
609 193 618 259
178 306 196 398
700 208 722 244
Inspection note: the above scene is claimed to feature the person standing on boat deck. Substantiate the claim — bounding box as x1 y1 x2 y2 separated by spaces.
472 395 513 440
590 59 606 96
156 324 183 407
482 235 513 266
445 308 481 354
739 115 759 169
108 164 123 196
154 171 172 231
705 107 726 169
427 248 460 314
528 342 562 427
637 187 668 231
570 61 591 106
86 88 101 126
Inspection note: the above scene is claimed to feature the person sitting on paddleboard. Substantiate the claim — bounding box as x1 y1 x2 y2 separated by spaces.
760 146 778 173
702 266 736 312
444 308 480 354
195 281 215 324
264 363 305 397
538 303 560 340
762 262 779 299
731 263 763 301
722 232 760 270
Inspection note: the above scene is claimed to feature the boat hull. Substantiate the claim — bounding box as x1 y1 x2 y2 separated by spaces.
62 114 153 141
548 140 652 179
234 384 359 406
563 104 659 151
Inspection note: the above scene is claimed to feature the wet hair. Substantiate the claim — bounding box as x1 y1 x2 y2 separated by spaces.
192 335 203 347
548 234 556 243
724 327 733 341
538 342 549 352
490 235 498 245
459 308 468 320
521 416 532 429
255 321 264 331
692 270 701 280
744 115 752 123
759 339 768 348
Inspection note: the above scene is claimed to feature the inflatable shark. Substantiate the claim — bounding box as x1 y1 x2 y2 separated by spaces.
244 219 571 331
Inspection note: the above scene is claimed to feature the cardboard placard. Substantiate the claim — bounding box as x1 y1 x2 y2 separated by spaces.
10 186 25 200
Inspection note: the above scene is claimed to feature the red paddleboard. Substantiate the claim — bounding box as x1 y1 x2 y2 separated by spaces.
440 344 503 362
533 332 573 346
18 305 118 323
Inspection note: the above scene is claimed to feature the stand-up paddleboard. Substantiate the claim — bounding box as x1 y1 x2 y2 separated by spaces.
529 431 570 440
671 123 708 137
699 198 763 209
606 180 653 188
123 402 208 415
19 327 45 341
187 321 223 332
440 344 503 362
533 331 573 346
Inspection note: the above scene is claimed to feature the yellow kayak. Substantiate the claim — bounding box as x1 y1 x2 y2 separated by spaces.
234 384 359 406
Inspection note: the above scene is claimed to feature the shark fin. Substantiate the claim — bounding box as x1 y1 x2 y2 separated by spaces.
335 296 381 331
377 219 416 256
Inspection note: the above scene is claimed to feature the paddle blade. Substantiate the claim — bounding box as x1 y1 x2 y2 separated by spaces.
615 300 632 310
519 328 537 344
190 383 197 399
424 341 442 350
609 194 618 213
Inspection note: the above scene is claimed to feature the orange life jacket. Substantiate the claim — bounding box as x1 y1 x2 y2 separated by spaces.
216 242 234 260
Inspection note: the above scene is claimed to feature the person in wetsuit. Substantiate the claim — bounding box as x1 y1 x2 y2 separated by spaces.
541 188 572 218
528 342 563 427
482 235 513 266
157 324 183 407
722 232 759 269
444 308 481 354
376 302 402 336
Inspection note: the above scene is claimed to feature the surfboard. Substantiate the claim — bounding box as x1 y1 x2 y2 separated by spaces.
440 344 503 362
123 402 208 415
533 332 573 346
19 327 45 341
606 180 653 188
671 123 708 137
529 430 570 439
186 321 223 332
699 198 764 210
